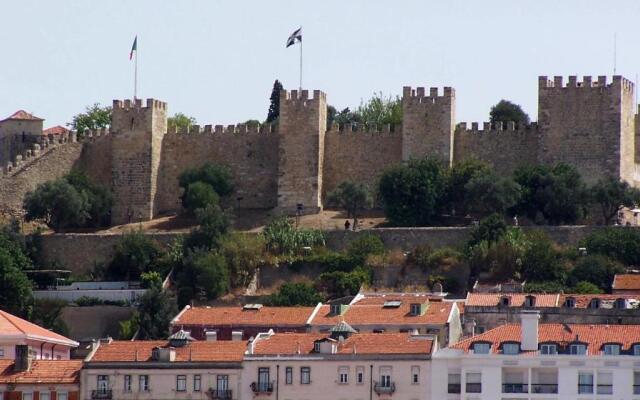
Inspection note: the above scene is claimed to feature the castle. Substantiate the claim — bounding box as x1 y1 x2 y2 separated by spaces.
1 75 638 224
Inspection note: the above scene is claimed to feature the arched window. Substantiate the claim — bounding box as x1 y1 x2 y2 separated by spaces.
499 296 511 307
564 297 576 308
588 298 600 309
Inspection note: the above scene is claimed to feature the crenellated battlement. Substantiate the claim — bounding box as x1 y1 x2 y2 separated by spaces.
402 86 455 104
166 122 276 135
279 89 326 107
112 98 167 111
538 75 635 92
456 121 538 134
326 122 396 134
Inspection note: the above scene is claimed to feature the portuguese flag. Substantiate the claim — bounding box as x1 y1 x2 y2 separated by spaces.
129 36 137 60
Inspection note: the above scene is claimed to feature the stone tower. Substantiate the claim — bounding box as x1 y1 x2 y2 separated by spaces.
110 98 167 225
538 75 636 184
277 89 327 214
401 86 456 166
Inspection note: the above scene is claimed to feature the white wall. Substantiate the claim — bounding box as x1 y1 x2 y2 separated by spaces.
33 289 146 302
0 340 71 360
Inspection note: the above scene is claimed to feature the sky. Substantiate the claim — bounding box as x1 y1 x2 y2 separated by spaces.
2 1 640 128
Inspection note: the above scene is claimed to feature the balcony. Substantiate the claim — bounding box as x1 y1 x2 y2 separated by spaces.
531 384 558 394
597 384 613 395
250 382 273 394
91 390 112 400
502 383 528 393
465 383 482 393
208 389 232 400
447 383 461 394
374 382 396 394
578 384 593 394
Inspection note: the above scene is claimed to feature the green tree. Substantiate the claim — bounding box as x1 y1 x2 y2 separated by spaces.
523 281 567 293
317 268 370 298
176 250 229 307
327 181 372 223
346 233 386 265
378 157 448 226
268 282 322 306
489 100 530 126
106 230 162 281
168 113 197 132
568 254 624 292
0 221 33 271
591 176 640 225
69 103 111 135
184 204 230 251
356 92 402 126
179 163 234 212
219 233 265 287
136 287 178 339
572 281 604 294
0 248 33 317
582 228 640 265
521 230 567 283
464 172 521 218
467 214 508 249
65 171 113 227
140 271 163 289
24 180 89 230
446 159 492 215
183 182 220 215
266 79 284 123
327 106 360 129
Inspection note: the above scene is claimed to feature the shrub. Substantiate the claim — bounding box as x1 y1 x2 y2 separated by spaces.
106 230 162 281
219 233 265 287
262 217 325 256
175 250 230 307
268 282 322 306
326 181 372 219
346 233 386 264
183 182 220 215
467 214 507 249
568 254 624 292
572 281 604 294
184 204 231 251
446 159 492 215
521 230 567 283
317 268 370 298
179 163 233 198
582 228 640 266
523 281 567 293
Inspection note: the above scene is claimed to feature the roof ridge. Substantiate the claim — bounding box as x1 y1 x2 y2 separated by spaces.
0 309 26 335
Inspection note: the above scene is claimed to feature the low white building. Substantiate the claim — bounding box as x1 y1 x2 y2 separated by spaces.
431 310 640 400
243 322 435 400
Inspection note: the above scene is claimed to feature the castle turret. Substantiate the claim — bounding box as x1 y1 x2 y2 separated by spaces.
276 89 327 214
401 86 455 166
110 98 167 225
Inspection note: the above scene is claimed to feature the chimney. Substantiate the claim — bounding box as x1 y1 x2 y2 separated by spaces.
520 311 540 351
14 345 32 372
464 319 477 337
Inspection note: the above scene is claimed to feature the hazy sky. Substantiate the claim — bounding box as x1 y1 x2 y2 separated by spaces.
2 1 640 128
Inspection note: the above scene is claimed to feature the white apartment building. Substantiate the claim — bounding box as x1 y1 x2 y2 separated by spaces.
432 310 640 400
243 322 435 400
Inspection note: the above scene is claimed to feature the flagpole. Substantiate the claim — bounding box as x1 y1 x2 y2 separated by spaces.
134 43 138 100
299 35 303 91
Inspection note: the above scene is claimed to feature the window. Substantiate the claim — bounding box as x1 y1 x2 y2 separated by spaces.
124 375 132 392
0 348 4 358
217 375 229 392
500 296 510 306
578 372 593 394
524 295 536 307
603 344 620 355
569 344 587 355
472 342 491 354
285 367 293 384
22 393 32 400
410 303 421 315
465 372 481 393
597 372 613 395
139 375 150 392
330 304 341 315
634 344 640 356
564 297 576 308
57 392 67 400
502 343 519 355
176 375 187 392
411 366 419 384
588 298 600 309
356 366 364 384
97 375 109 392
194 375 201 391
447 373 461 394
313 342 321 352
339 367 348 384
615 298 627 309
39 392 49 400
540 343 557 355
380 372 392 388
258 368 270 389
300 367 311 384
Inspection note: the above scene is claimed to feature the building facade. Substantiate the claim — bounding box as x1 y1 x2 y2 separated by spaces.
0 359 81 400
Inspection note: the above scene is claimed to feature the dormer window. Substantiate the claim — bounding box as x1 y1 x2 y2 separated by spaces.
524 295 536 308
540 343 558 355
569 343 587 355
472 342 491 354
564 297 576 308
615 298 627 309
499 296 510 307
633 344 640 356
330 304 341 315
410 303 421 316
314 342 321 353
603 344 621 355
502 343 520 355
588 298 600 309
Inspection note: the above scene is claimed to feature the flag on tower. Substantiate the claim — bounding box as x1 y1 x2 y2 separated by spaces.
286 27 302 48
129 36 138 60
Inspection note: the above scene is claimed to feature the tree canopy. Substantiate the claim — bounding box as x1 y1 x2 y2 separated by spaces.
69 103 111 135
168 113 197 132
266 80 284 123
489 99 530 126
326 181 372 220
591 176 640 225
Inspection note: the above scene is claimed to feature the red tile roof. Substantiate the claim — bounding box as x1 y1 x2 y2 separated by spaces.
252 332 433 355
452 323 640 354
466 293 559 307
310 300 453 326
558 294 638 308
89 340 246 362
43 126 69 136
0 309 78 347
1 110 43 122
0 360 81 384
613 274 640 290
173 306 314 327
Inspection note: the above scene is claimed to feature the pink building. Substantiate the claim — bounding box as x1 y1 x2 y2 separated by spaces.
0 310 78 360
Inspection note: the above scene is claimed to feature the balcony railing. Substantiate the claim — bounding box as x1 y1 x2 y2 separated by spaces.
91 390 112 400
250 382 273 394
578 384 593 394
634 384 640 395
502 383 528 393
447 383 461 394
374 382 396 394
597 384 613 395
531 383 558 394
208 389 232 400
465 382 482 393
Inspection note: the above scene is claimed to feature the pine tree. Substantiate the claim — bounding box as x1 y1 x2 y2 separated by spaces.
266 80 284 123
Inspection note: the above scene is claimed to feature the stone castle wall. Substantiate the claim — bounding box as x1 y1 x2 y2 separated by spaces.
323 123 402 197
453 122 540 175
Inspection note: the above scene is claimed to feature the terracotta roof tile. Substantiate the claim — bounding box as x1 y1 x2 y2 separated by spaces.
252 332 433 355
89 340 246 363
0 309 78 347
452 323 640 354
1 110 43 122
0 360 81 384
613 274 640 290
557 294 638 308
173 306 314 326
43 126 69 136
466 293 560 307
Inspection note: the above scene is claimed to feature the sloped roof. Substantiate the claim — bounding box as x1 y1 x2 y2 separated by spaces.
88 340 246 363
173 306 314 326
252 332 433 356
0 309 78 347
310 300 453 326
43 126 69 135
0 360 81 384
613 274 640 290
466 293 560 307
1 110 43 122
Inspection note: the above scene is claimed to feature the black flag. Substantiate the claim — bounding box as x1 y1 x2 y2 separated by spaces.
286 27 302 48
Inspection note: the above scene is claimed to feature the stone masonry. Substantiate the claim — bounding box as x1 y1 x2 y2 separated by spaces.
1 75 639 223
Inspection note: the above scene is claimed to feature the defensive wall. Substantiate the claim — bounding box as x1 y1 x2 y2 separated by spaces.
1 75 639 221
